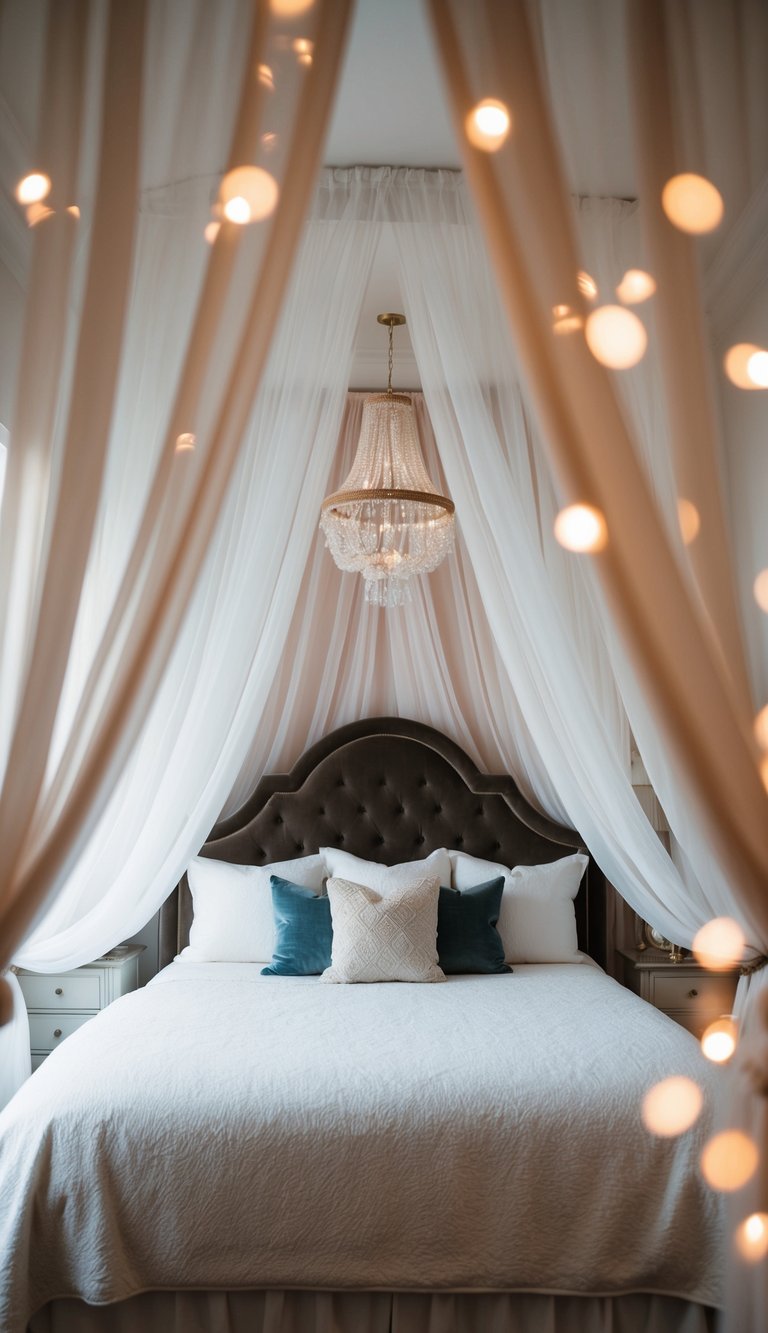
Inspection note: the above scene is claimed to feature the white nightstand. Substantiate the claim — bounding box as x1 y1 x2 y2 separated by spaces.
15 945 145 1070
618 947 738 1039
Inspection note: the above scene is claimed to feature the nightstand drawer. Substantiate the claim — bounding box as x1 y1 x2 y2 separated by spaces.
29 1012 94 1052
19 973 102 1012
651 972 735 1013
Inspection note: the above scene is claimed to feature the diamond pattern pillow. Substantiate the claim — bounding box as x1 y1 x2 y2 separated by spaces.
321 875 444 984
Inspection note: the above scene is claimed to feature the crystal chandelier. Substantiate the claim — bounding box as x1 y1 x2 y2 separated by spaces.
320 313 455 607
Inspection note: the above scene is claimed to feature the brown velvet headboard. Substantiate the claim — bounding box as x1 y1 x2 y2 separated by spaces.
159 717 606 969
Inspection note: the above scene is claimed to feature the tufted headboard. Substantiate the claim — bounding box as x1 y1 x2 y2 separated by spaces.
158 717 606 969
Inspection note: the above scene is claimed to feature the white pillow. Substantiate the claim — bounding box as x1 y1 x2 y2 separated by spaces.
449 850 588 964
180 853 327 962
320 846 450 895
321 875 444 984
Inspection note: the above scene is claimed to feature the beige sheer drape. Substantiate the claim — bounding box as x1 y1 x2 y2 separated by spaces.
425 1 768 1326
0 0 353 1022
425 0 768 929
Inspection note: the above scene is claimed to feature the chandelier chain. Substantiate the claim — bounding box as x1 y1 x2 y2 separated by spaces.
387 322 394 396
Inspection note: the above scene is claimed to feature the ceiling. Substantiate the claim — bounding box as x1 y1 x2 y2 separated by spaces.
325 0 637 388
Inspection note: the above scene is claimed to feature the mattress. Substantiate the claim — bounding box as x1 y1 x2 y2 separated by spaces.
0 960 726 1330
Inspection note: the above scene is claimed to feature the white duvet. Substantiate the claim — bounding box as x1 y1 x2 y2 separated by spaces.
0 962 725 1329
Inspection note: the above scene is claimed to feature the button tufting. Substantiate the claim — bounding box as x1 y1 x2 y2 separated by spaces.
475 808 483 817
318 808 325 817
378 778 387 786
395 805 404 815
274 815 283 825
456 835 464 844
418 777 427 787
415 834 425 844
336 778 345 787
376 835 385 845
434 804 442 815
357 805 366 815
296 843 305 852
254 847 264 859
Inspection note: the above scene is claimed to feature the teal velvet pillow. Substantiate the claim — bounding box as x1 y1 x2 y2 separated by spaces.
261 876 332 976
437 876 511 975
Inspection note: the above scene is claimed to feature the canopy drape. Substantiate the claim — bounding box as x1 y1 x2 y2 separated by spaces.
424 2 768 1325
0 0 356 1104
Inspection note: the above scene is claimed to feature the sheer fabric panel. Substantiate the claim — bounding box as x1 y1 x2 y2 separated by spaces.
422 3 768 1325
0 3 355 1090
13 172 382 973
424 0 768 930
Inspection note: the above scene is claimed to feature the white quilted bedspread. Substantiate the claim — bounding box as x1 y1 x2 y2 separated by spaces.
0 962 725 1329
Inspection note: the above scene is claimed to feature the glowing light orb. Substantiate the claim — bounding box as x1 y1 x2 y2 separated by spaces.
585 305 647 369
724 344 768 390
25 202 53 228
175 433 196 453
553 315 583 335
16 172 51 205
746 351 768 387
736 1213 768 1262
220 166 278 224
292 37 313 65
661 173 723 234
204 221 221 244
67 205 80 218
677 498 700 545
465 99 511 152
701 1017 737 1064
270 0 314 14
641 1076 703 1137
577 270 598 300
554 504 607 553
257 64 275 90
693 917 745 971
755 570 768 613
701 1131 758 1191
616 269 656 304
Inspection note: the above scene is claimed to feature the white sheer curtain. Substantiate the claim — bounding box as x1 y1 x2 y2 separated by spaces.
15 171 383 973
223 390 563 820
389 172 734 947
224 172 743 961
423 3 768 1325
0 0 356 1103
425 0 768 935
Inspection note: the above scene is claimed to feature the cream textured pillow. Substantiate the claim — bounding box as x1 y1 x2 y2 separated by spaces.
320 846 450 896
321 875 445 984
449 850 588 964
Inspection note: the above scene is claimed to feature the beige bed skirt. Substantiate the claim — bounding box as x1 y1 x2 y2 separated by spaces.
29 1289 718 1333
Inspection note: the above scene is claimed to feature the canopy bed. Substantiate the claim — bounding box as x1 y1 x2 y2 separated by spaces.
1 1 766 1329
1 720 723 1333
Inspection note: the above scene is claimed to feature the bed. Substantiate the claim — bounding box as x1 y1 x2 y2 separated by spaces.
0 718 724 1332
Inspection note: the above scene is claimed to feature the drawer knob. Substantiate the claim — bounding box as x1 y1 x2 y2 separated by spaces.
53 1028 62 1039
688 988 698 999
55 987 63 996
